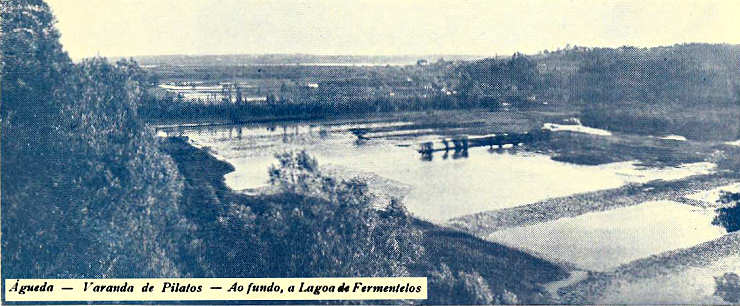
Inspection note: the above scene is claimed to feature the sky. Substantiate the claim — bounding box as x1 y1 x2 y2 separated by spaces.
46 0 740 60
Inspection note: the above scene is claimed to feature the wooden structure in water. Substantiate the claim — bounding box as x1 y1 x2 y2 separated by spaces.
416 131 550 155
348 121 484 141
346 123 551 158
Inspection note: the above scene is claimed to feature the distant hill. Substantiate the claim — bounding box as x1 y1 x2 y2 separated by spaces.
129 54 485 66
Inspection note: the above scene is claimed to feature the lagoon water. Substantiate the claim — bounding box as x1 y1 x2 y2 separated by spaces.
487 200 727 271
598 254 740 304
166 121 715 222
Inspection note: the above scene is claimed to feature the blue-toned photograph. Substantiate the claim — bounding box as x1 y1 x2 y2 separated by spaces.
2 0 740 304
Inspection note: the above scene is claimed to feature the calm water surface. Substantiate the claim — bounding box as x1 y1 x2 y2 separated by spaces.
598 254 740 303
167 121 715 222
487 200 726 271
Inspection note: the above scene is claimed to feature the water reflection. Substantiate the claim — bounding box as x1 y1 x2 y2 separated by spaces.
164 121 718 222
420 146 471 161
419 143 524 161
420 151 433 161
452 149 468 159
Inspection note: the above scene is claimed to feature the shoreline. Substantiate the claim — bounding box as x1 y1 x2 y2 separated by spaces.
161 136 571 304
148 107 574 135
559 230 740 303
161 123 740 303
447 172 740 237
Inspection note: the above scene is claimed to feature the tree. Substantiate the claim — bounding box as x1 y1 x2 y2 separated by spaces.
713 192 740 232
2 0 75 277
2 0 193 278
1 0 71 171
456 53 540 106
250 151 424 277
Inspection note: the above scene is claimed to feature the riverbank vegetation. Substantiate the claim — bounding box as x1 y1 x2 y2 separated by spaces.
714 191 740 232
142 44 740 142
2 1 568 303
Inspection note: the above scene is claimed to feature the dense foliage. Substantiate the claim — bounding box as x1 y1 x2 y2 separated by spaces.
1 0 428 287
564 45 740 140
259 151 424 277
2 0 192 277
427 263 520 304
457 53 542 106
459 45 740 140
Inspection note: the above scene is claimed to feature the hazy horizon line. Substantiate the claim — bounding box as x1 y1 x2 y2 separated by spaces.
72 42 739 62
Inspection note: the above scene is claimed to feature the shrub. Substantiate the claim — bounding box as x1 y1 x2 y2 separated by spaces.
427 263 520 304
715 272 740 303
713 192 740 232
240 150 425 277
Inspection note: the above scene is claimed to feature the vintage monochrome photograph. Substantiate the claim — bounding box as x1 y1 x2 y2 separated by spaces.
2 0 740 304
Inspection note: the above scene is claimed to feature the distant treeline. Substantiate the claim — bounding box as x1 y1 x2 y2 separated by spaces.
542 44 740 107
130 53 483 67
142 91 485 123
458 44 740 139
140 56 538 122
143 44 740 140
551 44 740 140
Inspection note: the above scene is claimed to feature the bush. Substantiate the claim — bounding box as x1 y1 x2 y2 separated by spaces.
236 150 425 277
715 272 740 303
713 192 740 232
427 263 520 304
